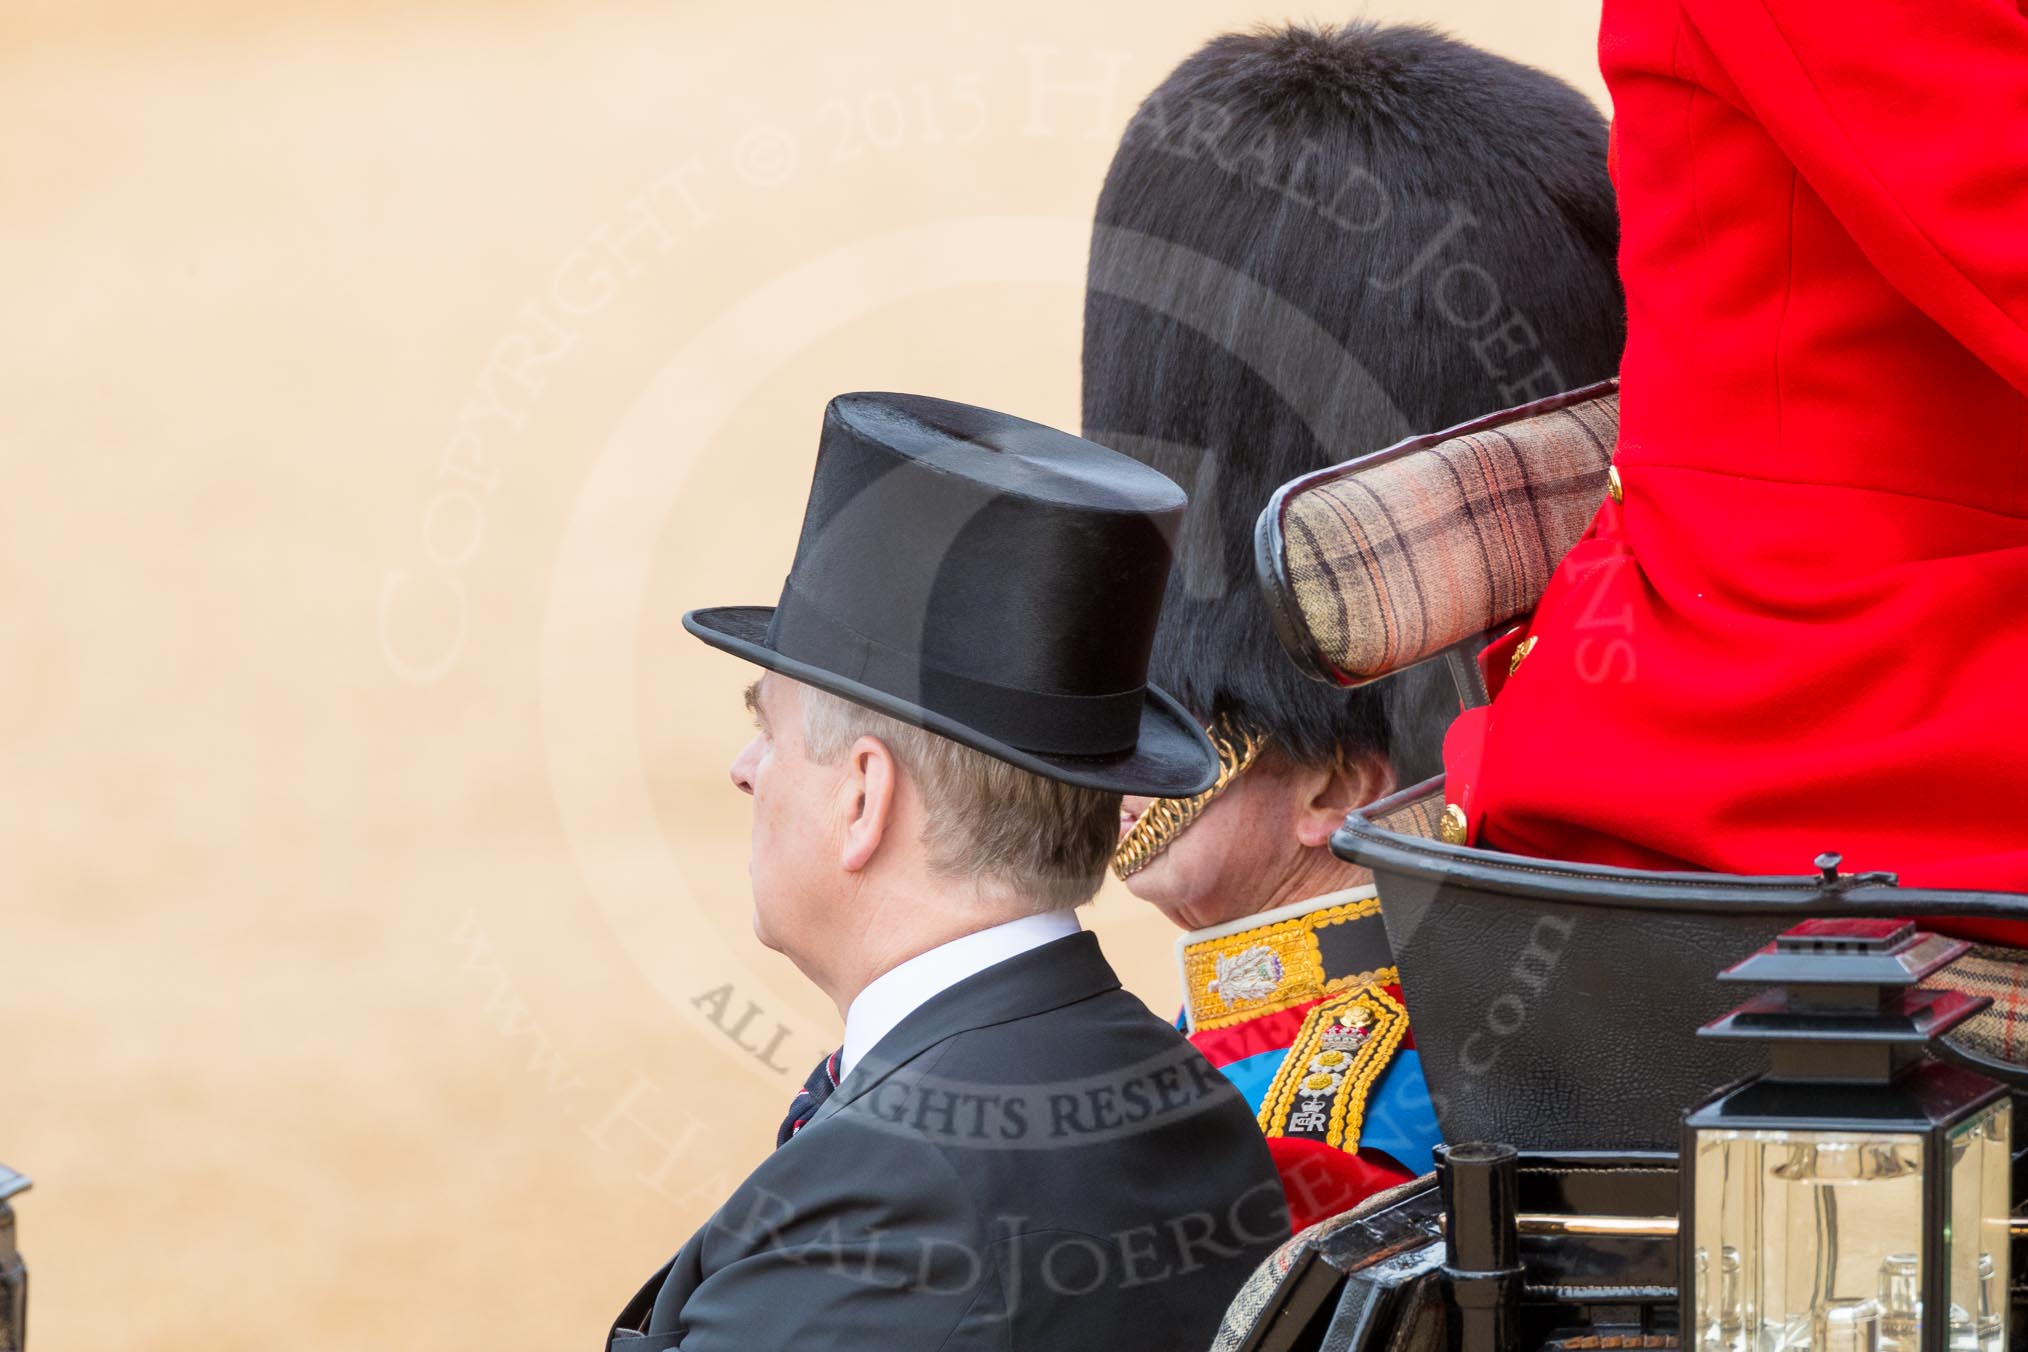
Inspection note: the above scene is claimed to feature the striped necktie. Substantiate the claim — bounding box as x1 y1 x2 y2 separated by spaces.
775 1047 842 1147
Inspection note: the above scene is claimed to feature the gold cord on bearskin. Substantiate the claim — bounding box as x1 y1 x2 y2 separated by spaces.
1111 716 1266 880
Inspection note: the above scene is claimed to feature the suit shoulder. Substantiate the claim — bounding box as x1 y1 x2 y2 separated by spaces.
941 984 1191 1070
714 1109 976 1254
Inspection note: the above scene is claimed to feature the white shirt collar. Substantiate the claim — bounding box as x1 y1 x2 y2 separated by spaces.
841 909 1081 1078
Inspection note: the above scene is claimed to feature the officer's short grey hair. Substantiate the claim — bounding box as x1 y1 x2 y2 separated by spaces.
800 687 1120 911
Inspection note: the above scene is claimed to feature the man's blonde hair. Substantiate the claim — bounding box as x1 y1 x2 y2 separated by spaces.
800 687 1120 911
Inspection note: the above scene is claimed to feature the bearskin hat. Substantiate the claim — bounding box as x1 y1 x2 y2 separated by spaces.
1082 21 1625 781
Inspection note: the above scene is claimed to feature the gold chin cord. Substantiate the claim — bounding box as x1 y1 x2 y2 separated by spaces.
1111 717 1267 880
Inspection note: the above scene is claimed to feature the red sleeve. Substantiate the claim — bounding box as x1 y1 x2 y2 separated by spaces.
1679 0 2028 393
1268 1136 1415 1233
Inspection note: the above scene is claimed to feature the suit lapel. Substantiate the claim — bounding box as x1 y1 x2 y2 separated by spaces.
805 930 1118 1130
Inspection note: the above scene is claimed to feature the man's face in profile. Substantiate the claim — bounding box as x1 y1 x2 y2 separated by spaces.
1119 740 1390 933
729 676 840 960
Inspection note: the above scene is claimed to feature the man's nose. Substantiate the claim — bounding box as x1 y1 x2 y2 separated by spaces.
728 736 760 796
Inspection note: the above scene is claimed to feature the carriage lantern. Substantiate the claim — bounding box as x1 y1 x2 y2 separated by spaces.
1682 907 2009 1352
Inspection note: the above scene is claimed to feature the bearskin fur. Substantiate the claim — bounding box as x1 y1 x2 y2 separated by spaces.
1082 22 1625 779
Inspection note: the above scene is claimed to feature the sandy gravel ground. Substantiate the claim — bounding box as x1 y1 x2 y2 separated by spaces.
0 3 1603 1346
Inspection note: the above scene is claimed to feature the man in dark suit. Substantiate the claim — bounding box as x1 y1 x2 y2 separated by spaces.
607 392 1288 1351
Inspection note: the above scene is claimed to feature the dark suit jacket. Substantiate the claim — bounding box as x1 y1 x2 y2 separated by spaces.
606 932 1288 1350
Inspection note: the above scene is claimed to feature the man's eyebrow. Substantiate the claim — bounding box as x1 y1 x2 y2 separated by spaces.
744 680 767 724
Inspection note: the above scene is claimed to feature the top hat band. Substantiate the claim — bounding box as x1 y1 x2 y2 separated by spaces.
768 584 1148 757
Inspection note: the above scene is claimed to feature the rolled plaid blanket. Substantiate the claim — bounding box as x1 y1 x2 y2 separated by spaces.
1928 944 2028 1067
1263 383 1618 685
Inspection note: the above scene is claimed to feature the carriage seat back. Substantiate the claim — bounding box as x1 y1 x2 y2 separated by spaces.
1345 780 2028 1152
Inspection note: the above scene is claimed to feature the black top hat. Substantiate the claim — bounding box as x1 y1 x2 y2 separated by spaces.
684 393 1219 796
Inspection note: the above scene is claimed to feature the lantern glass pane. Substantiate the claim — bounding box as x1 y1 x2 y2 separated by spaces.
1693 1129 1926 1352
1945 1099 2010 1352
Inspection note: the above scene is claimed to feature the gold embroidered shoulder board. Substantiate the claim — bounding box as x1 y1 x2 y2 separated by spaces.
1256 984 1409 1152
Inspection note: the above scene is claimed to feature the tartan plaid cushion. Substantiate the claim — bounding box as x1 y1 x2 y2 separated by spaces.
1927 944 2028 1067
1279 392 1619 681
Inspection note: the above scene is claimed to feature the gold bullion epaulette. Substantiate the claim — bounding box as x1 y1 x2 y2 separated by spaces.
1256 983 1409 1152
1176 887 1398 1033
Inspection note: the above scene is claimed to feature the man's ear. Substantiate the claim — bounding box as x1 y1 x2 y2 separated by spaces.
1292 753 1395 849
839 734 898 872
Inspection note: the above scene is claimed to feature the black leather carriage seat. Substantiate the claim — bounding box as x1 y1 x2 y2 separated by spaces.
1342 778 2028 1151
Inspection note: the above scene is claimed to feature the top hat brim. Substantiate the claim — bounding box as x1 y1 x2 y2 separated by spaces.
684 606 1219 797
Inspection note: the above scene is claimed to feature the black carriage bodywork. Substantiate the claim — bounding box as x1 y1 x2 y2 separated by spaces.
1335 784 2028 1152
1229 791 2028 1352
1236 1146 1680 1352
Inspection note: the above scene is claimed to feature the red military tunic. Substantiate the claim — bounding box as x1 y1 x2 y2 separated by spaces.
1446 0 2028 943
